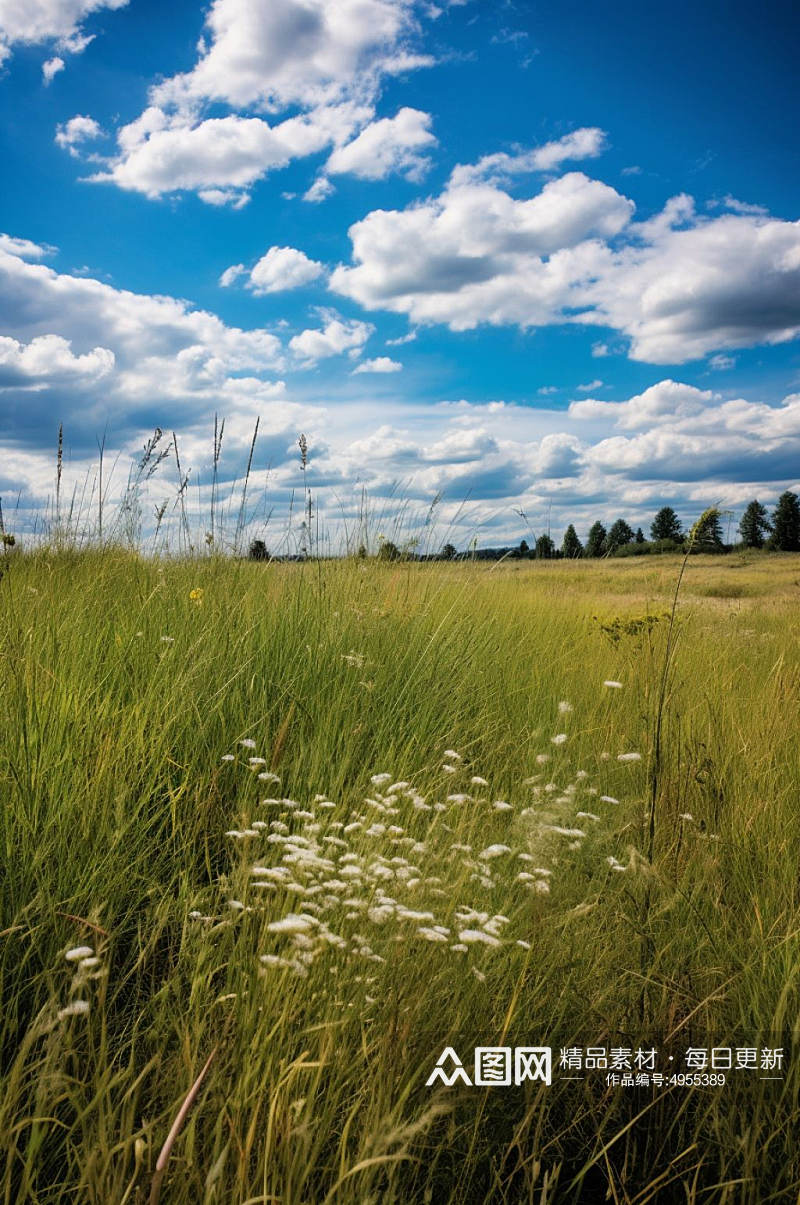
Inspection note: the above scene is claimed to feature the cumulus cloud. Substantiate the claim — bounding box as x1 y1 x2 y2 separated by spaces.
582 213 800 362
0 238 285 447
330 154 800 363
330 170 634 328
289 315 373 364
449 127 608 188
569 380 716 429
42 55 65 83
72 0 439 205
0 233 53 259
149 0 421 112
0 334 114 385
326 107 436 180
246 246 325 294
0 0 127 63
55 115 103 155
352 356 402 373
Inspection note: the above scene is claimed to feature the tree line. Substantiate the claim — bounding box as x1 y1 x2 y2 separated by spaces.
248 492 800 562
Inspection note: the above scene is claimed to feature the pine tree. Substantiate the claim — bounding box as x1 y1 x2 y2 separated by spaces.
650 506 683 542
585 521 607 557
535 534 555 559
561 524 583 558
769 491 800 551
635 527 646 544
607 518 635 552
689 507 724 552
738 500 771 549
519 538 529 557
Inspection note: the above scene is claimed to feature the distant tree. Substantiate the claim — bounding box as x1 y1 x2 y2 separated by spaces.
768 491 800 551
586 521 607 557
440 542 457 560
535 533 555 559
561 524 583 558
739 500 771 549
634 527 646 544
650 506 683 542
248 538 269 561
357 543 368 559
607 518 635 553
689 507 724 552
519 538 529 557
378 540 401 561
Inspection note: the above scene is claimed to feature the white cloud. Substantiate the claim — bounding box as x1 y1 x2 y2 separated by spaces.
330 151 800 363
352 356 402 373
289 316 373 364
582 214 800 362
0 233 53 259
42 55 65 82
576 379 603 392
448 127 607 188
0 238 285 440
246 246 325 295
219 263 247 288
66 0 442 204
0 333 114 385
55 114 103 155
326 107 436 180
569 380 716 430
0 0 127 62
303 175 335 203
330 170 634 328
149 0 422 112
91 103 371 204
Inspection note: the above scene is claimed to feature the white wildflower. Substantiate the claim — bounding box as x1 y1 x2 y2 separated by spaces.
558 701 573 714
239 738 257 749
618 752 642 762
603 680 623 689
65 946 94 962
443 749 462 761
478 844 511 859
600 795 619 804
551 733 567 745
458 929 501 947
493 801 512 812
58 1000 90 1018
267 914 315 935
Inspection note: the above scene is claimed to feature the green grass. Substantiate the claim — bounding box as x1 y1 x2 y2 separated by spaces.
1 549 800 1203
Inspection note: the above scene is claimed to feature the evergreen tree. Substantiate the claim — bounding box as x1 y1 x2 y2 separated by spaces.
738 500 771 549
769 491 800 551
689 507 724 552
519 538 530 557
635 527 646 544
585 521 607 557
535 533 555 559
607 518 635 552
248 538 269 561
650 506 683 542
440 542 457 560
561 524 583 558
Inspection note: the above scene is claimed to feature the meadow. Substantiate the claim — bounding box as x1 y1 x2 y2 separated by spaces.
1 547 800 1203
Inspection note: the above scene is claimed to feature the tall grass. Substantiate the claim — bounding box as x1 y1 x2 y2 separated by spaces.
1 550 799 1202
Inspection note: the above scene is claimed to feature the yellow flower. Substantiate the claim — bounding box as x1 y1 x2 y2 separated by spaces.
189 587 204 605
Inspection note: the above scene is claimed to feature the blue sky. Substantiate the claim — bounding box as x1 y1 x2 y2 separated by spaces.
1 0 799 549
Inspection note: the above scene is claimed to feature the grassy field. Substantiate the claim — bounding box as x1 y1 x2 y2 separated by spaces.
2 548 800 1203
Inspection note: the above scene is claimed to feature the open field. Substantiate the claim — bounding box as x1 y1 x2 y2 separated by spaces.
2 549 800 1203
